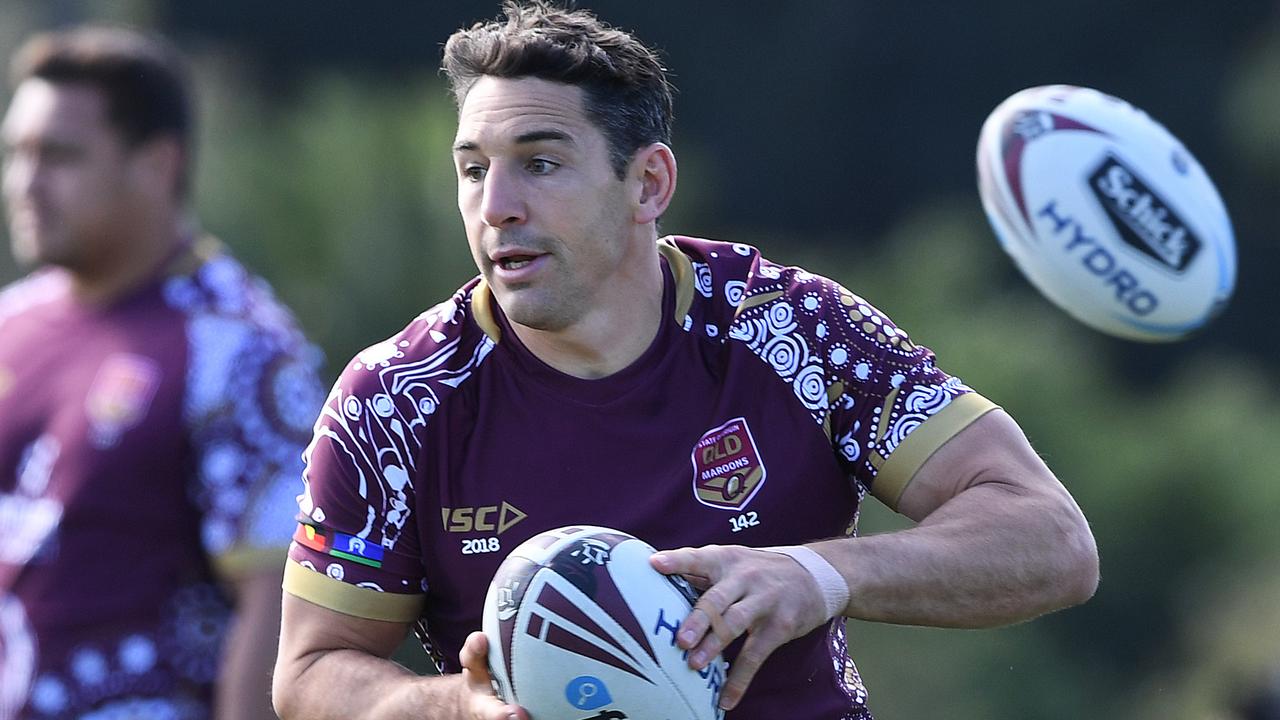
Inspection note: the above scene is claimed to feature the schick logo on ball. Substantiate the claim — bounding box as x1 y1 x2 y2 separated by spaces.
1088 154 1201 273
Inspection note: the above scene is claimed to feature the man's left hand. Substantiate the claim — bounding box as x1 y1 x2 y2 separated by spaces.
649 545 831 711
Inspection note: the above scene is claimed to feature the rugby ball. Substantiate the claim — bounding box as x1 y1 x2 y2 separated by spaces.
976 84 1236 341
483 525 727 720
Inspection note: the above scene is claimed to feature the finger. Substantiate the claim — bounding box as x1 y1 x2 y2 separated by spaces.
460 633 527 720
649 547 708 577
691 584 783 670
686 602 748 670
682 572 713 591
677 574 745 651
718 630 779 711
459 631 490 677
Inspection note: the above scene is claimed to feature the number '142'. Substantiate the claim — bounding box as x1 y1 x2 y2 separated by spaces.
730 511 760 533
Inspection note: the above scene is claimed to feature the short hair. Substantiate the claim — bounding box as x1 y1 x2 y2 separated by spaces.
443 1 674 179
9 25 194 196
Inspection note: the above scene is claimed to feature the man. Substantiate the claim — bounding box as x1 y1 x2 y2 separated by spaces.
273 3 1099 719
0 26 324 720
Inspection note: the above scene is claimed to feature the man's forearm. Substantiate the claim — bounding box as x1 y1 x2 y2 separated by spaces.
216 607 280 720
216 564 288 720
274 648 467 720
819 482 1098 628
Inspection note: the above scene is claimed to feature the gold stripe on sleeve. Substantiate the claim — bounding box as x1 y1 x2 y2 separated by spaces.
657 239 695 322
874 386 903 454
871 393 1000 511
471 280 501 343
282 559 425 623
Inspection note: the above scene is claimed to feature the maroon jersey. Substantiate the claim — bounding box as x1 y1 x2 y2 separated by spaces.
286 237 996 719
0 240 325 720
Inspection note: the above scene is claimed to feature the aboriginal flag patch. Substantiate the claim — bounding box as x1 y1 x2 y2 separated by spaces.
293 522 385 568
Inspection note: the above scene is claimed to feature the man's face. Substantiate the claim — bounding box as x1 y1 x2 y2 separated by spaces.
2 79 135 270
452 76 636 333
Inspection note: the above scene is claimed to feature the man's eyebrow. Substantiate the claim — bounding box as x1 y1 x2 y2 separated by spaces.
514 129 573 145
452 129 575 154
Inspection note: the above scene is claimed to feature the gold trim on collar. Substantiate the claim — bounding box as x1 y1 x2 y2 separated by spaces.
657 238 694 323
472 280 501 343
735 290 783 319
165 235 222 278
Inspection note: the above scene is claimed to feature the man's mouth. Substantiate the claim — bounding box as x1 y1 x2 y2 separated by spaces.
498 255 537 271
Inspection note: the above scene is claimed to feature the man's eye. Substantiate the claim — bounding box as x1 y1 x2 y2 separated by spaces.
462 164 487 182
527 158 558 175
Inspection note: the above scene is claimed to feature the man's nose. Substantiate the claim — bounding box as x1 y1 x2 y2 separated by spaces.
2 149 47 205
480 163 526 229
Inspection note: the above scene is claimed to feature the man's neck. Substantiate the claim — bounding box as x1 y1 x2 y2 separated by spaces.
69 213 188 306
510 247 666 380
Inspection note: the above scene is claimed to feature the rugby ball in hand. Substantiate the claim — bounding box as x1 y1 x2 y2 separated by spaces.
483 525 727 720
976 84 1236 342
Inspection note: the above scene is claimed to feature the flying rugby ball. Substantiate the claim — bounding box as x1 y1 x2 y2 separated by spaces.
483 525 727 720
976 84 1236 342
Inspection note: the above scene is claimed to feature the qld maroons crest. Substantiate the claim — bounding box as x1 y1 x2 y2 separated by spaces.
691 417 766 511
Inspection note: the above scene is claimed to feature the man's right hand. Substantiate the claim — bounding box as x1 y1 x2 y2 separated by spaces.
459 631 528 720
274 591 526 720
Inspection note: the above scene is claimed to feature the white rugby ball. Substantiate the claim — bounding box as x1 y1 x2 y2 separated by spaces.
976 84 1236 342
483 525 727 720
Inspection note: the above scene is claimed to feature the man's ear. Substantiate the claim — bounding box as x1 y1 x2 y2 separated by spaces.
128 134 184 200
631 142 677 224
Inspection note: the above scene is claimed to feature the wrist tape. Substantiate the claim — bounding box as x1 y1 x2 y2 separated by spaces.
763 545 850 620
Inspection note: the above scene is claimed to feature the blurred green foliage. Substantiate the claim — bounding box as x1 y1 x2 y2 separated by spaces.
1 2 1277 718
193 64 476 368
831 205 1280 719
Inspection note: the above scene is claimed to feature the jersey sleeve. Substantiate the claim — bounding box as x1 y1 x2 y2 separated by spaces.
283 289 494 622
815 280 997 509
177 255 329 576
283 365 429 622
723 250 998 511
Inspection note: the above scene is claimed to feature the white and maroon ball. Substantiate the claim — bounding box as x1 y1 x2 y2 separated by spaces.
483 525 726 720
976 84 1236 342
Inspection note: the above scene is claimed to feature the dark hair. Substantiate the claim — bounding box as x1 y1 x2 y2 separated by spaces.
9 25 194 196
443 1 674 179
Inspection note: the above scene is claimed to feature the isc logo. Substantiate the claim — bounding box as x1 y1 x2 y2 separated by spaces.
441 501 527 534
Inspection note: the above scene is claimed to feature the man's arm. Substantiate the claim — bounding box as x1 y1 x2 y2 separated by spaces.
216 563 287 720
651 408 1099 710
826 408 1098 625
272 591 527 720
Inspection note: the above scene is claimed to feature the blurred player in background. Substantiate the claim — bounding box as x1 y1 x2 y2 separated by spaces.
0 26 324 720
272 2 1099 719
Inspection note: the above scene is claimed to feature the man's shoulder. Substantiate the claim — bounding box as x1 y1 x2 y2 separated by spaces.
332 277 495 400
163 238 299 332
0 269 70 327
662 235 847 335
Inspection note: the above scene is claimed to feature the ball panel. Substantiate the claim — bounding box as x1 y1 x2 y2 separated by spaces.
484 554 541 701
484 526 726 720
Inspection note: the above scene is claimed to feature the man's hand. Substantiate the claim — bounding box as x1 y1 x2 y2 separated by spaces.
275 592 527 720
649 545 831 711
459 632 529 720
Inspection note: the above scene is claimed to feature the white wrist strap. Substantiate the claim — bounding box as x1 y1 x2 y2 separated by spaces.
764 545 849 620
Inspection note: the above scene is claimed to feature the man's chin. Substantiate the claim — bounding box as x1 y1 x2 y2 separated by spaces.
10 235 45 267
499 296 571 333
